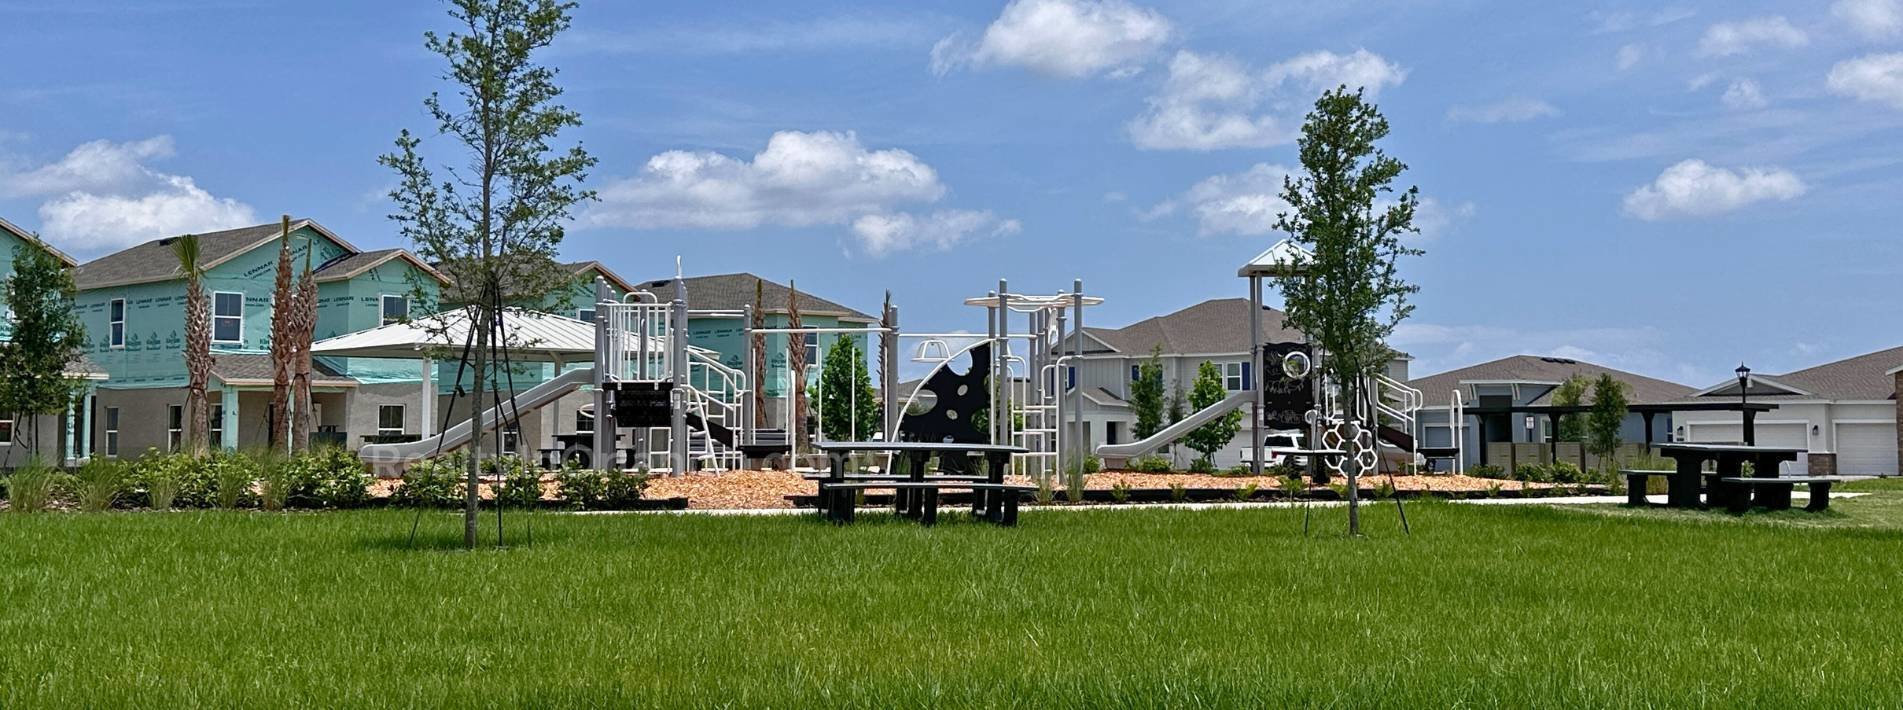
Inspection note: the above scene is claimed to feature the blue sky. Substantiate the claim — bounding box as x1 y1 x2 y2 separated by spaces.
2 0 1900 388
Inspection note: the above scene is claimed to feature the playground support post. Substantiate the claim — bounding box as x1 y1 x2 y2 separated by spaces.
1070 278 1084 478
1249 275 1263 477
670 278 689 474
882 303 898 441
740 303 753 446
592 277 615 467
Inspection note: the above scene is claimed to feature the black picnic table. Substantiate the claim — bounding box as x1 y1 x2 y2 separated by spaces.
1655 443 1804 510
814 441 1031 525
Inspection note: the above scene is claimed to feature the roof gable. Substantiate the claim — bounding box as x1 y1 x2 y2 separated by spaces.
0 216 78 268
1693 345 1903 401
1410 355 1696 405
74 219 361 290
632 272 874 321
1085 298 1305 356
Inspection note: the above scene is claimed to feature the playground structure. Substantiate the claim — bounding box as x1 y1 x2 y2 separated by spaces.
1094 240 1437 479
360 271 1102 477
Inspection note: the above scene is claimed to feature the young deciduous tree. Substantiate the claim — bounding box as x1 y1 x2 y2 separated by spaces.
172 234 213 457
381 0 596 549
1586 374 1629 475
1549 374 1589 443
0 243 88 461
1268 87 1422 535
817 336 879 441
1130 345 1166 440
1182 362 1243 471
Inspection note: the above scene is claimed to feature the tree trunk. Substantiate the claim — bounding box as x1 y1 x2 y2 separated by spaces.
269 216 295 450
787 283 807 457
182 282 212 457
465 307 489 549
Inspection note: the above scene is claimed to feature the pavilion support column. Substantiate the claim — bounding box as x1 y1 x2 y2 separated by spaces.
80 385 96 459
418 357 434 439
1642 412 1656 450
1743 409 1757 446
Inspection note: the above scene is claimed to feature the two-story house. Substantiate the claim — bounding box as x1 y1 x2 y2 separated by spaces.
0 217 108 465
73 219 447 455
1058 297 1410 469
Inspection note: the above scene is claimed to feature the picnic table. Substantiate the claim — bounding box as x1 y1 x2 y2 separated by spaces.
813 441 1032 526
1654 443 1806 510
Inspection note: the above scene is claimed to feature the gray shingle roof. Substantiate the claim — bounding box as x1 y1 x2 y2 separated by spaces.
313 249 402 281
560 261 636 293
1687 345 1903 402
1084 298 1306 355
74 221 296 290
1409 355 1696 405
632 273 874 322
211 352 355 387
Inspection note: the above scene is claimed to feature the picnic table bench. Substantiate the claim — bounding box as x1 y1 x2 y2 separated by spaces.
1717 476 1844 513
1654 443 1805 510
814 441 1031 526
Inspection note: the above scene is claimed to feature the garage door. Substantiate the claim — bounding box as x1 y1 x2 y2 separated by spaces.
1687 423 1808 474
1836 423 1899 476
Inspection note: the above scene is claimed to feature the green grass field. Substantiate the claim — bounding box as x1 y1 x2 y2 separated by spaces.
4 487 1902 707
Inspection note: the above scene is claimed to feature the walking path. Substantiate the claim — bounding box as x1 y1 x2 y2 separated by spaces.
591 492 1864 517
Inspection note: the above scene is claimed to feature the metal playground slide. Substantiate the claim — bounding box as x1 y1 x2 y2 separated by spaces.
1094 390 1255 460
358 366 596 464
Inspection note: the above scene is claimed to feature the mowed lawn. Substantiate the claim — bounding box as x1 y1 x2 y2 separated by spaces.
4 486 1902 707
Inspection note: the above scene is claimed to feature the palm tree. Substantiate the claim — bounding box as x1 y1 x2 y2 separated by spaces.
787 280 807 456
173 234 212 456
268 216 295 450
289 237 319 452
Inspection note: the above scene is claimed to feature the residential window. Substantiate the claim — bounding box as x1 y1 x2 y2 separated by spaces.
212 291 244 344
209 405 224 445
105 407 121 457
501 423 522 453
167 405 183 452
803 332 819 364
1221 362 1249 392
576 308 596 324
0 417 13 446
378 405 406 436
1066 366 1077 391
109 299 126 348
381 295 409 326
1131 365 1141 381
576 405 595 434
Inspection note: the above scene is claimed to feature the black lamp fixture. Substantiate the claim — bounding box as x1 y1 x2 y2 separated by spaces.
1735 363 1751 398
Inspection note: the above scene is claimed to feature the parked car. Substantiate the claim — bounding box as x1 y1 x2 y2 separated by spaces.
1241 430 1309 467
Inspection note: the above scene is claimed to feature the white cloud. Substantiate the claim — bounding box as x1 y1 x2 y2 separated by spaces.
0 135 256 254
1128 49 1405 151
1591 8 1697 34
0 136 175 197
1175 163 1296 235
1827 53 1903 109
931 0 1171 78
588 130 1011 255
588 130 945 230
1833 0 1903 39
1412 197 1476 239
1622 159 1805 220
1616 43 1646 71
1445 97 1558 124
850 210 1021 256
38 175 257 253
1720 78 1767 110
1696 16 1807 57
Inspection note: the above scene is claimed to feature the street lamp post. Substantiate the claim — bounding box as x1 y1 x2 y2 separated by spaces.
1735 363 1753 446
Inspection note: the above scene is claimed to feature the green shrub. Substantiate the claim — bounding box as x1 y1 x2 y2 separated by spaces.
395 454 467 508
1064 472 1085 504
1514 463 1551 484
490 456 544 508
5 458 64 513
1130 455 1173 474
1469 464 1506 480
292 446 374 509
552 464 646 510
1373 479 1396 500
1110 481 1132 503
210 452 256 509
1233 483 1258 502
1083 455 1102 474
132 451 218 508
1188 457 1215 474
137 454 182 510
1548 461 1584 485
1168 481 1187 502
74 458 130 512
257 452 295 512
1034 475 1055 506
601 471 647 509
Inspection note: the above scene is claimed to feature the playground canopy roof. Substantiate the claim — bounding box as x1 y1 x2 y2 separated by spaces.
1237 239 1313 278
312 307 698 363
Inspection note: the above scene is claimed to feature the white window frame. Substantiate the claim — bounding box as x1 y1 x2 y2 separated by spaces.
109 298 126 348
377 404 406 437
380 294 409 326
212 291 244 345
803 332 820 364
576 307 597 324
1222 361 1245 392
105 407 121 457
209 404 224 445
576 405 595 434
167 405 183 452
0 417 13 446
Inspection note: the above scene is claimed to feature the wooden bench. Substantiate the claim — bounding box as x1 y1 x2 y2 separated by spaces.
1620 469 1698 507
817 481 1036 526
1717 476 1843 513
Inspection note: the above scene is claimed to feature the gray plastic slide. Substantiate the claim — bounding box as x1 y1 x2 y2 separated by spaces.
359 366 596 464
1095 390 1254 460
